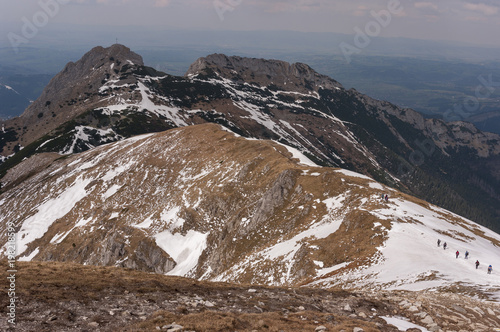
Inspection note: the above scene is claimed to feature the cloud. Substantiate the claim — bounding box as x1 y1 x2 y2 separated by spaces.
411 1 444 21
464 15 487 21
154 0 171 7
352 5 368 17
414 2 439 11
68 0 168 6
246 0 334 13
463 2 498 16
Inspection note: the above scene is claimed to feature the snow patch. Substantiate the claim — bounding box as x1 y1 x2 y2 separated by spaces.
274 141 319 167
18 248 39 262
103 184 121 199
13 176 92 256
381 316 430 332
134 215 154 229
335 168 373 180
155 230 208 276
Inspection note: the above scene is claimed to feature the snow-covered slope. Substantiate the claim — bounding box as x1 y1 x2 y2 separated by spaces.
307 198 500 298
1 123 500 301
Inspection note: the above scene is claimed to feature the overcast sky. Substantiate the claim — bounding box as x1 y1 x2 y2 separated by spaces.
1 0 500 47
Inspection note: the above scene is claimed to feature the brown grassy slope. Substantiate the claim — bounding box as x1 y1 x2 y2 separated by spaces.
2 261 500 331
0 261 395 332
1 123 394 285
1 123 481 288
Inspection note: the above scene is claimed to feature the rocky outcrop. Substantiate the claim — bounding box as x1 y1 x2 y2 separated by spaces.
250 169 297 227
24 44 143 122
355 89 500 157
0 44 145 156
131 238 176 274
186 53 343 93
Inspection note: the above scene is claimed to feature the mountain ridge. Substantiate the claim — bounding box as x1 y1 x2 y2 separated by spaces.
0 44 499 231
2 123 500 302
185 53 343 93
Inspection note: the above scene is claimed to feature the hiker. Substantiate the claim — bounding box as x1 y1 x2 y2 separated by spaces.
437 239 441 247
465 251 469 259
381 193 385 200
476 260 480 269
385 194 388 202
456 250 459 258
488 265 493 274
443 242 447 250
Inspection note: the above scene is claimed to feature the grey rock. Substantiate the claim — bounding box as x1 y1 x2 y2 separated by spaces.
250 169 296 227
185 54 343 94
421 315 434 325
163 323 184 331
408 305 419 312
451 305 467 315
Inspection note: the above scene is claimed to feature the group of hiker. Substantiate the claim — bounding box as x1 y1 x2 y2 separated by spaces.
437 239 492 274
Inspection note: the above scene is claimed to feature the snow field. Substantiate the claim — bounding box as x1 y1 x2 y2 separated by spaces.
328 197 500 297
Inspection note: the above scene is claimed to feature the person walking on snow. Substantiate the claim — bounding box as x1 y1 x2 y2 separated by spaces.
476 260 480 269
443 242 447 250
456 250 459 258
465 251 469 259
488 265 493 274
437 239 441 247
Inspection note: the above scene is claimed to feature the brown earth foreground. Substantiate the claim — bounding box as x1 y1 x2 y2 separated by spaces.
2 261 500 331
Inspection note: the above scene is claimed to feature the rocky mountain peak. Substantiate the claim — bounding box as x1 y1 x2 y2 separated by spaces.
2 45 145 151
79 44 144 74
186 54 343 93
21 44 143 117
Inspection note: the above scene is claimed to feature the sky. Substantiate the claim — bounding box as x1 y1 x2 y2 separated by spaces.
0 0 500 47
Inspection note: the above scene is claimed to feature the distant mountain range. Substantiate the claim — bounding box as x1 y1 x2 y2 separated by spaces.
2 31 500 135
1 44 499 231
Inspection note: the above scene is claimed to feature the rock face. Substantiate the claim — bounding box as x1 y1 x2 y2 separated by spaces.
1 44 145 154
185 53 343 93
24 44 144 121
